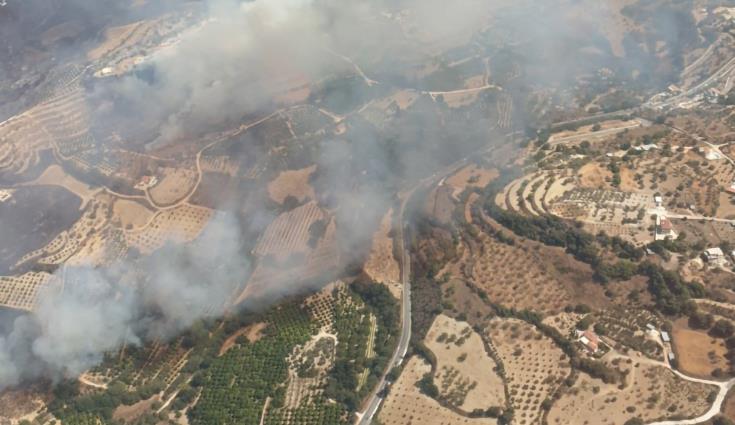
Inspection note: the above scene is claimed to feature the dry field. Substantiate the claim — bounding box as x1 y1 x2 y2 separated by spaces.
425 314 505 412
444 165 498 199
267 165 317 204
578 162 613 189
549 358 714 425
13 196 118 269
378 356 498 425
125 203 213 254
26 164 98 208
548 119 643 145
148 167 198 206
238 205 339 303
253 201 328 260
87 21 151 60
542 312 584 336
112 198 155 230
486 318 571 425
0 272 60 312
362 209 401 298
672 320 729 378
462 228 604 313
219 322 268 356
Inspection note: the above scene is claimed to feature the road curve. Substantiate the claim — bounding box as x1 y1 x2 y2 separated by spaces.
645 376 735 425
356 154 477 424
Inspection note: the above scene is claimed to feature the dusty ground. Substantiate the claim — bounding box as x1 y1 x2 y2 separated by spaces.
672 319 729 379
549 119 643 145
378 356 498 425
87 21 148 60
362 209 401 298
486 318 571 425
25 164 98 208
267 165 316 204
219 322 268 356
112 394 160 423
149 167 197 206
549 357 714 425
425 314 505 412
112 198 154 230
444 165 498 198
578 162 613 188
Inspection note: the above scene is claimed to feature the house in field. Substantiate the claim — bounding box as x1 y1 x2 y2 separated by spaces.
655 215 676 240
577 330 600 354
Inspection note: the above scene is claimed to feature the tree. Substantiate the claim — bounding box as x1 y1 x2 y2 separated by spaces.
711 319 735 339
714 416 735 425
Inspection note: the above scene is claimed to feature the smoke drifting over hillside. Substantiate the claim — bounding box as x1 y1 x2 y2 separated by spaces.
0 0 704 392
0 213 248 389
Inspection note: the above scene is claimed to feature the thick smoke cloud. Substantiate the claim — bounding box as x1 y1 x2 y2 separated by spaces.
0 0 703 392
0 213 248 389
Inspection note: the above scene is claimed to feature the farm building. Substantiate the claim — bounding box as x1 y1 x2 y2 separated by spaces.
655 215 676 240
704 247 725 263
578 330 600 353
661 331 671 343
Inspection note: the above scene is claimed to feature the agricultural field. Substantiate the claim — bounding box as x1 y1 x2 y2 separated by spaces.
378 356 498 425
0 272 60 312
672 320 730 379
425 314 505 412
148 167 198 206
124 203 213 254
549 359 715 425
452 226 602 314
268 165 317 205
486 318 571 425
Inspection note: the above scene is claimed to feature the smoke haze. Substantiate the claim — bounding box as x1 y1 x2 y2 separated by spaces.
0 0 705 391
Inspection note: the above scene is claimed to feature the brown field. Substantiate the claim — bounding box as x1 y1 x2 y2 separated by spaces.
454 216 606 313
549 358 714 425
219 322 268 356
253 201 328 259
267 165 316 204
148 167 197 206
362 209 401 297
238 205 339 304
87 21 148 60
486 318 571 425
112 395 160 423
0 272 59 312
578 162 613 188
672 320 729 378
27 165 97 208
378 356 498 425
125 203 213 254
425 314 505 412
445 165 498 198
112 198 155 230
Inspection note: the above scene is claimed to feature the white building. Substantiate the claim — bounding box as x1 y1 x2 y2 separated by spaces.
0 190 12 203
705 247 725 263
661 331 671 343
